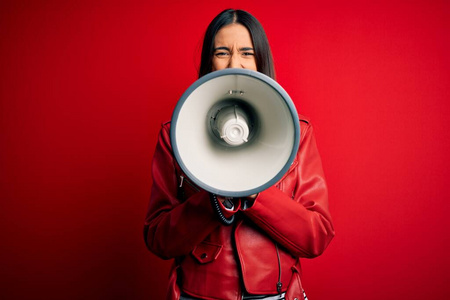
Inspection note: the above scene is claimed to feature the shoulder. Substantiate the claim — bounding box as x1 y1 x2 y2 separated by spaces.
298 114 313 139
155 121 172 147
298 114 310 125
161 120 171 129
160 120 172 135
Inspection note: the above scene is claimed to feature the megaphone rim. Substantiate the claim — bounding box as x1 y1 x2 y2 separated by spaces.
170 68 301 197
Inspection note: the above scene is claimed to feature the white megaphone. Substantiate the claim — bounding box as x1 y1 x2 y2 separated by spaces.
171 68 300 197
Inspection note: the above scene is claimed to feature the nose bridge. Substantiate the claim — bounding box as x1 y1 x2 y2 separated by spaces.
228 51 242 68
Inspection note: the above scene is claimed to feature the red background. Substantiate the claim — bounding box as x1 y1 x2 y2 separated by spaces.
1 0 449 299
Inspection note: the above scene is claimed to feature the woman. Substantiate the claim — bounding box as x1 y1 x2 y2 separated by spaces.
144 9 334 300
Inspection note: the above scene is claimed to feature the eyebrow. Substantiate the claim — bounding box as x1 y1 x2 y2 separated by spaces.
214 46 254 52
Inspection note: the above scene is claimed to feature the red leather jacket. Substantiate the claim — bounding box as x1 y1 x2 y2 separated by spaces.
144 116 334 300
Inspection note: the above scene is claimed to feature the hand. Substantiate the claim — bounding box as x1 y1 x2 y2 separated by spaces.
216 196 235 209
216 194 258 202
215 195 228 204
241 194 258 210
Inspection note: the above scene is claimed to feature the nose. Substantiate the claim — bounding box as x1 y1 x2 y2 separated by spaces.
228 53 242 69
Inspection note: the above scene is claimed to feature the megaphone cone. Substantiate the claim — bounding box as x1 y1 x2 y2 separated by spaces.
171 68 300 197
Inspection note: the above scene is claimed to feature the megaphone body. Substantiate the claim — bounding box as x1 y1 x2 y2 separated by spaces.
171 69 300 198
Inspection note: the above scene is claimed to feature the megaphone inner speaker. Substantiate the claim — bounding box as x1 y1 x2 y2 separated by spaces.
208 99 259 147
171 69 300 197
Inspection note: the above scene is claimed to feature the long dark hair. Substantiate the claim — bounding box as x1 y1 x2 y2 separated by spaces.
198 9 275 79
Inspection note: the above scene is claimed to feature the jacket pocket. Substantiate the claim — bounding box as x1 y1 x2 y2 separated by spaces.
191 241 223 264
285 261 304 300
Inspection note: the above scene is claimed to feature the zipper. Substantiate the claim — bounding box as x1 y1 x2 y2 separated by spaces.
275 243 282 293
179 175 200 191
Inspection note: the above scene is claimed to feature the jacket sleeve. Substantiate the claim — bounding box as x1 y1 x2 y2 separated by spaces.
242 120 335 258
144 123 222 259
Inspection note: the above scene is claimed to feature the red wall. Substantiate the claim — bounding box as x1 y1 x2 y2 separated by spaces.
1 1 449 299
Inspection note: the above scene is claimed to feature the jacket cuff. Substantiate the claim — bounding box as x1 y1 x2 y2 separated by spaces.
217 198 241 218
240 194 259 210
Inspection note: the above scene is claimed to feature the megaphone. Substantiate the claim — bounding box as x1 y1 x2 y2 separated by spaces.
171 68 300 197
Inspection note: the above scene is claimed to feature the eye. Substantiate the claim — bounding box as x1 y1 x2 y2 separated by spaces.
242 52 255 57
215 51 230 57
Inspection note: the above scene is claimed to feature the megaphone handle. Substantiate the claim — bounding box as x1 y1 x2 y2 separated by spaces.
209 194 235 225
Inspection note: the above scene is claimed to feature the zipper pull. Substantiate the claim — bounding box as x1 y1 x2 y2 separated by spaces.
179 175 184 188
277 282 282 293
